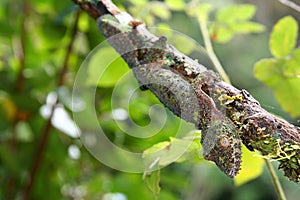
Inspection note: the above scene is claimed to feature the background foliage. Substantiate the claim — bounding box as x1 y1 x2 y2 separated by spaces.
0 0 300 199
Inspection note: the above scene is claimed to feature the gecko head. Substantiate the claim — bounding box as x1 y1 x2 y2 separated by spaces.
201 120 242 178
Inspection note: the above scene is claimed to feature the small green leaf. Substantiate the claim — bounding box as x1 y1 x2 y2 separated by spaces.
270 16 298 58
198 4 214 20
143 170 161 198
255 17 300 117
254 58 286 86
143 141 170 155
176 137 202 163
143 138 187 168
209 24 234 43
165 0 185 11
143 137 201 170
150 2 171 20
234 145 264 186
231 22 265 33
87 46 129 87
210 5 264 43
217 5 256 23
285 47 300 77
254 57 300 117
272 79 300 118
78 13 90 32
144 15 155 27
185 2 213 20
128 0 147 6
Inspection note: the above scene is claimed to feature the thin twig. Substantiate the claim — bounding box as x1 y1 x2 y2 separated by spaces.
197 12 231 84
58 11 81 86
21 10 81 200
11 0 29 149
278 0 300 13
265 159 287 200
22 107 55 200
15 1 29 93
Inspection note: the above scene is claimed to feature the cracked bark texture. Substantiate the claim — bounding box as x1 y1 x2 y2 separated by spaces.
73 0 300 182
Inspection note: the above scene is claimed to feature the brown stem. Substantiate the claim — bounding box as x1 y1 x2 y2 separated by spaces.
21 106 55 200
58 10 81 86
15 1 29 93
7 1 30 199
21 10 81 200
11 0 30 152
72 0 120 19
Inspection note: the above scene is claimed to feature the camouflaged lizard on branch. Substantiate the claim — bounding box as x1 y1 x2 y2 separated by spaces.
75 0 300 182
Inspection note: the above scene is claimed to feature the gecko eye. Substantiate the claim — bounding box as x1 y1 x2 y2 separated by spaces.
220 136 230 148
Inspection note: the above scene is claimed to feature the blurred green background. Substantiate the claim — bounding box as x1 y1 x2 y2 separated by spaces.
0 0 300 199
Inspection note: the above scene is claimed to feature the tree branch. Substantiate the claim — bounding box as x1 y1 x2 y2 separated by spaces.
7 1 30 198
72 0 300 182
197 8 231 84
278 0 300 13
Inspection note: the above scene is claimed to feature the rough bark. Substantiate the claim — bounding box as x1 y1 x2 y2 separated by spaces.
73 0 300 182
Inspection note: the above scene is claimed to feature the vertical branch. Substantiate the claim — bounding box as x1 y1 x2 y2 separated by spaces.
21 10 81 200
15 1 29 93
11 0 29 152
197 11 231 84
265 159 287 200
265 160 287 199
7 1 29 199
58 10 80 86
